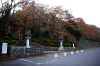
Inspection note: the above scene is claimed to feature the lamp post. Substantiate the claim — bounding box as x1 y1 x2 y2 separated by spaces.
25 31 31 48
58 36 64 51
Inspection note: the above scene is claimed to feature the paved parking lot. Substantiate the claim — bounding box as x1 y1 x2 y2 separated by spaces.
0 47 100 66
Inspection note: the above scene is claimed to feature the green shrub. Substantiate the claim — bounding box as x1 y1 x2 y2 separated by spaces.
0 40 11 46
12 36 19 40
5 40 11 44
18 40 25 46
0 40 8 43
4 36 10 40
30 38 37 42
38 42 43 44
0 29 7 36
56 44 59 47
41 38 47 42
74 43 77 47
52 40 57 43
64 43 72 47
0 40 7 45
47 42 52 45
47 38 54 40
33 30 41 38
50 43 56 47
11 40 18 46
7 32 13 38
36 40 40 43
42 31 50 38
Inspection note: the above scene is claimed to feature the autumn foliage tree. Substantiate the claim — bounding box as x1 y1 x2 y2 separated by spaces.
11 0 100 43
0 0 24 38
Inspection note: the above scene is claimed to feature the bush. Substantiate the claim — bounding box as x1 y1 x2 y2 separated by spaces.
42 31 50 38
5 40 11 45
41 38 47 42
7 32 13 38
52 40 57 43
11 40 18 46
0 40 8 43
4 36 10 40
12 36 19 40
18 40 25 46
33 30 41 38
39 42 43 44
64 43 72 47
50 43 56 47
30 38 37 42
0 29 7 36
74 43 77 47
56 44 59 47
0 40 11 46
40 42 49 46
36 40 40 43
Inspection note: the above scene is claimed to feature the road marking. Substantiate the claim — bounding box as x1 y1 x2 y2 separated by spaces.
45 59 58 63
46 58 50 59
19 50 85 65
36 63 43 65
19 58 58 65
19 59 37 63
38 57 46 58
38 56 51 60
36 59 58 65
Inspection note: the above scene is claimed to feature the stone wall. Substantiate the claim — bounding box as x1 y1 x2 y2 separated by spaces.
10 46 43 58
10 46 25 58
64 47 74 51
25 47 43 56
43 47 74 51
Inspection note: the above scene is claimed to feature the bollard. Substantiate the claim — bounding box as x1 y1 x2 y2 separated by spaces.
81 50 83 52
54 53 58 58
64 52 67 56
71 51 74 55
76 50 79 53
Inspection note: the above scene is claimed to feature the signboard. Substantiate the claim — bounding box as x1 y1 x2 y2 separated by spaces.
2 43 8 54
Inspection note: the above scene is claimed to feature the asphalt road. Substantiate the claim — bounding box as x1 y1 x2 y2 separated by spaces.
0 47 100 66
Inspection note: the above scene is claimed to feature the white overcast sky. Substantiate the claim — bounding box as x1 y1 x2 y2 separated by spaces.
35 0 100 28
1 0 100 27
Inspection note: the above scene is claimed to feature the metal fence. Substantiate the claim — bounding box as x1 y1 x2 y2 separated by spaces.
77 40 100 48
79 40 100 44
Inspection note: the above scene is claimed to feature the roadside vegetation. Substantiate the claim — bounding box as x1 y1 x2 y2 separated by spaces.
0 0 100 47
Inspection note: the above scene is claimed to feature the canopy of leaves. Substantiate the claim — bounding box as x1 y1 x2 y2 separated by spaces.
1 0 100 44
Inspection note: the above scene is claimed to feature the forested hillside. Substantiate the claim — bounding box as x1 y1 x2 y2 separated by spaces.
0 0 100 46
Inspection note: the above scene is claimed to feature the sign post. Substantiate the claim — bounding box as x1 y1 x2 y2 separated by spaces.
2 43 8 54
